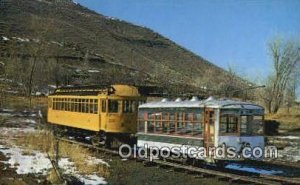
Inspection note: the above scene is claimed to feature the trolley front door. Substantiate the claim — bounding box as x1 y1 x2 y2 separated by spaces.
204 108 215 150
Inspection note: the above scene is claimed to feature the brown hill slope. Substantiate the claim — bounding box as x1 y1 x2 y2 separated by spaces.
0 0 250 95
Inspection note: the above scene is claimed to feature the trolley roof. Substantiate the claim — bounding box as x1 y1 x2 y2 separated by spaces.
139 97 264 110
49 84 141 97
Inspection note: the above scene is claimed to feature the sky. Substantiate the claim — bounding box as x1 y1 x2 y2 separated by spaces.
76 0 300 80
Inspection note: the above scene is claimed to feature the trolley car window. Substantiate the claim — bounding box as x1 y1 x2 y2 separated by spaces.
94 100 98 113
123 100 132 113
140 109 203 137
51 97 98 114
251 116 263 135
240 116 248 134
220 115 238 134
239 115 264 135
108 100 119 113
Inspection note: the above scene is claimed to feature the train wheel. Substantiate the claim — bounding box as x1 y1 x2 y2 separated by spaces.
105 137 112 148
91 135 101 146
52 125 64 138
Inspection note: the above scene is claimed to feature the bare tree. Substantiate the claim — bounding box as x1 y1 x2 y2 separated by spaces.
263 38 300 114
285 78 297 113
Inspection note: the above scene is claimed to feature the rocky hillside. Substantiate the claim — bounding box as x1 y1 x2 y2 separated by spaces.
0 0 251 96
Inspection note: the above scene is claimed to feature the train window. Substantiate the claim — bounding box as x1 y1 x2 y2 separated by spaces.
131 101 136 112
55 99 58 110
138 120 145 132
147 121 155 133
71 99 75 112
78 100 82 112
108 100 119 113
52 99 56 110
123 100 131 113
240 116 248 134
57 101 61 110
84 99 88 113
81 99 84 112
75 101 78 112
65 99 68 111
93 102 98 114
101 100 106 112
89 99 98 114
65 99 68 110
220 115 238 134
141 110 202 137
89 103 93 113
79 99 82 112
61 100 65 110
86 99 89 112
193 122 202 136
251 116 263 135
228 116 238 132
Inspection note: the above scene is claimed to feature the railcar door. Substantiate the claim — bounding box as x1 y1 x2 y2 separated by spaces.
204 108 215 150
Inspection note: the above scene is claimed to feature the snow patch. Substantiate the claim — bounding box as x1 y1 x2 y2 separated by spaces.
0 146 107 184
2 36 9 41
86 156 110 167
23 119 37 124
15 37 30 42
276 136 300 140
50 41 63 46
59 158 107 184
0 78 13 83
0 127 36 134
0 108 14 112
0 145 52 175
48 85 57 88
79 174 107 185
88 70 100 73
32 38 40 43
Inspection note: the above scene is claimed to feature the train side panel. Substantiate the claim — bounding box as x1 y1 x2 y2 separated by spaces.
48 110 100 131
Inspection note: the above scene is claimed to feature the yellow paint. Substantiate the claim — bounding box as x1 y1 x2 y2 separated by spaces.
47 85 145 134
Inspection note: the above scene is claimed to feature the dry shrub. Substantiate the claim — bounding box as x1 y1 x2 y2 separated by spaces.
59 141 110 177
266 107 300 125
16 130 55 153
0 116 8 125
47 169 61 185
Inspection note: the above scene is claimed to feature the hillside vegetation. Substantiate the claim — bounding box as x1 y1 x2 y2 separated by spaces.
0 0 251 96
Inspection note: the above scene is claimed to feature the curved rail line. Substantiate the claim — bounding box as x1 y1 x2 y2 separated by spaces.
56 137 300 185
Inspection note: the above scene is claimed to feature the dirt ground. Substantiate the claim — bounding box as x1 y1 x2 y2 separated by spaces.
104 156 227 185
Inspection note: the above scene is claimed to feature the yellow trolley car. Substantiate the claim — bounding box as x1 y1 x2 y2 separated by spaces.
47 84 146 146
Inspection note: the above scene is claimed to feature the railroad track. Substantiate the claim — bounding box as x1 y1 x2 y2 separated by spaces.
263 160 300 169
56 137 300 185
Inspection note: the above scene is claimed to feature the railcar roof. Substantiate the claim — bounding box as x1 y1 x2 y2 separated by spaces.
139 97 264 110
49 84 142 97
